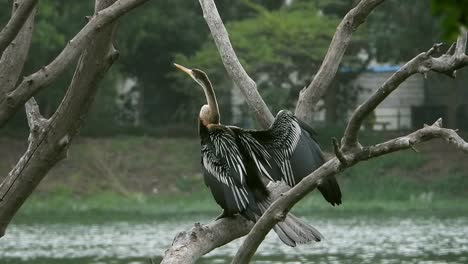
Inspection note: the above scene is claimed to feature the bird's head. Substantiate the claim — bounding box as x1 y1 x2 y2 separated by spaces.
174 63 220 125
174 63 211 91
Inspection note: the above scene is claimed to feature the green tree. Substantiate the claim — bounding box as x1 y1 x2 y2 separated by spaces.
367 0 442 63
431 0 468 40
115 0 286 128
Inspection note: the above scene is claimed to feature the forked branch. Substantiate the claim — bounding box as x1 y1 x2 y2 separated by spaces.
0 0 123 237
295 0 385 124
0 0 150 128
198 0 274 128
341 29 468 152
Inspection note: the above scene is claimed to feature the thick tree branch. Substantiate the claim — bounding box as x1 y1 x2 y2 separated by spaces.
0 0 120 237
232 119 468 263
341 30 468 151
198 0 274 128
0 0 149 128
0 2 37 100
294 0 384 124
160 182 290 264
161 216 252 264
0 0 38 58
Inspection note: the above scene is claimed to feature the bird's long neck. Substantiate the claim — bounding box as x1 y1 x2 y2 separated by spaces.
199 76 220 125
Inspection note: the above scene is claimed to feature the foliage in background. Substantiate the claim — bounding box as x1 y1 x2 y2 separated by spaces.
367 0 442 63
431 0 468 41
0 0 460 135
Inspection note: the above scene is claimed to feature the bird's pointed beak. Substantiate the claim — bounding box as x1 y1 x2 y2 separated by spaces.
174 63 193 77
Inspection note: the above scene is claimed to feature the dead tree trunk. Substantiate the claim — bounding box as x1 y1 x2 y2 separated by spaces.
0 0 149 237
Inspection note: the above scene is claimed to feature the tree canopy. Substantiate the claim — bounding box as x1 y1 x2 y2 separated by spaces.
0 0 461 135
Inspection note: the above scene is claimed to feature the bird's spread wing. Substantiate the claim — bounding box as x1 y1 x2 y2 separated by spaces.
235 131 277 182
200 126 255 214
239 110 304 186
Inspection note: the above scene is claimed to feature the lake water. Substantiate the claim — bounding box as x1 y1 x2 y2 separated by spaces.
1 215 468 263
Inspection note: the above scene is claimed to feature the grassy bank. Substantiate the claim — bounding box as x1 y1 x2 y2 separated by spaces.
13 191 468 225
2 134 467 224
13 167 468 225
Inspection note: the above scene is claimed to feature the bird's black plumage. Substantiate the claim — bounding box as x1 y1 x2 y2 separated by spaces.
199 120 323 246
234 110 342 205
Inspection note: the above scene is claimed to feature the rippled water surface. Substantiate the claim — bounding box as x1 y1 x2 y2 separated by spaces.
2 215 468 263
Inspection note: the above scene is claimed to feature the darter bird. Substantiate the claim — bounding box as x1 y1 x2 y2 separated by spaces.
174 63 341 246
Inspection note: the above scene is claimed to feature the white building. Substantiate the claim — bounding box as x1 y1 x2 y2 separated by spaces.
353 65 424 130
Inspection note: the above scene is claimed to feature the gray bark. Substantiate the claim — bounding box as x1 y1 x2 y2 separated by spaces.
0 1 37 102
161 216 252 264
0 0 38 58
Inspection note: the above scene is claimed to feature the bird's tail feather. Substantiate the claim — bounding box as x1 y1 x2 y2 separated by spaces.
258 199 323 247
317 176 342 206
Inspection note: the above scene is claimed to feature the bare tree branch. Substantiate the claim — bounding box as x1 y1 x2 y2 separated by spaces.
160 182 290 264
161 216 252 264
294 0 384 124
0 0 121 237
198 0 274 128
341 30 468 151
0 0 38 58
0 0 150 128
0 2 37 101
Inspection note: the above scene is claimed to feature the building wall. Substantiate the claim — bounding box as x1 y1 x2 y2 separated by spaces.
423 68 468 130
354 71 424 130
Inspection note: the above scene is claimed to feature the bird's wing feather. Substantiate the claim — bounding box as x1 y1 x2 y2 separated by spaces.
200 126 254 214
234 131 279 182
242 110 302 186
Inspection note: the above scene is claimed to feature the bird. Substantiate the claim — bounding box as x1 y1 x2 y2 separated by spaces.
174 63 341 247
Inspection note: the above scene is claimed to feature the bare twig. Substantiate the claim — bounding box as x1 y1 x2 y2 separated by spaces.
0 0 38 58
198 0 274 128
295 0 385 124
341 30 468 152
0 0 150 127
332 137 347 166
232 119 468 263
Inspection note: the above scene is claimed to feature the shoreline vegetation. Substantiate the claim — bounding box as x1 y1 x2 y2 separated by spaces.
2 133 467 225
13 189 468 225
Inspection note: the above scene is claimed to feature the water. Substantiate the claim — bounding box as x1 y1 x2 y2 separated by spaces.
1 215 468 263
